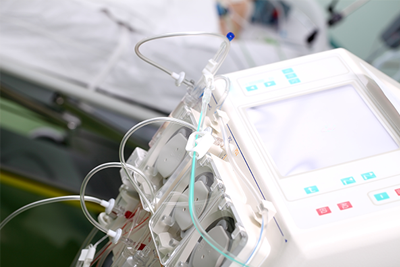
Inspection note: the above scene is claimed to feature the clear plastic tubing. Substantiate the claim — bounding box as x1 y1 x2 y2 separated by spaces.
80 162 154 232
0 195 102 231
118 117 197 211
187 113 268 266
218 115 270 266
186 86 249 265
188 116 249 266
134 32 231 87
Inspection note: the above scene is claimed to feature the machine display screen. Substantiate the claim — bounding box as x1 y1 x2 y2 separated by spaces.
247 84 399 176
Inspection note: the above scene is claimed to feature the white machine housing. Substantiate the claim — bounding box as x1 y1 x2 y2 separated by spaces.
209 48 400 267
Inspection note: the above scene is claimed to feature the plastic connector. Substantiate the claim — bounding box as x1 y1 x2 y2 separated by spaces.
216 110 230 123
171 71 186 87
226 32 235 41
78 245 96 267
257 200 276 223
107 228 122 244
100 198 115 215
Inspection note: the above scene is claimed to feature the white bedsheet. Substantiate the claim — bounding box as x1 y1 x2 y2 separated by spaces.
0 0 329 113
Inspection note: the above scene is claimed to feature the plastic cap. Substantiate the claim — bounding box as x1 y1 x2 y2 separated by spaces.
100 198 115 215
107 228 122 244
226 32 235 41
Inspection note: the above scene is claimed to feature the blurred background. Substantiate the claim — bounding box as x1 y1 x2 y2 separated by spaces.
0 0 399 266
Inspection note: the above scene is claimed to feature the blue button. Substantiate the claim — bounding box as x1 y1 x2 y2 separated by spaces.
246 85 258 91
289 78 301 84
341 177 356 185
285 73 297 79
304 186 319 194
362 172 376 180
282 68 294 74
264 81 276 87
374 192 389 201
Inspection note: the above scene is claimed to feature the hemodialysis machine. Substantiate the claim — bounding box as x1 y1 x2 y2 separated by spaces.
112 47 400 267
2 33 400 267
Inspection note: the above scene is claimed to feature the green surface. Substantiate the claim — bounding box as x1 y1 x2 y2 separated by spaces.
0 97 65 137
0 182 97 267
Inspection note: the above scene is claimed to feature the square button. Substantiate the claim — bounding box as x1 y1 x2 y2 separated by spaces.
395 189 400 196
374 192 390 201
304 186 319 194
362 172 376 180
337 201 353 210
246 85 258 91
285 73 297 79
264 81 276 87
289 78 301 84
341 177 356 185
282 68 294 74
316 207 331 216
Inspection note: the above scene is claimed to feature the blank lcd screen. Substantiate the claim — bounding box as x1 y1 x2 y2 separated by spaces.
247 84 399 176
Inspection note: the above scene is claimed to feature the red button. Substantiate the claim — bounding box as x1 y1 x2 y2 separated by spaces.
395 189 400 196
337 201 353 210
316 207 331 216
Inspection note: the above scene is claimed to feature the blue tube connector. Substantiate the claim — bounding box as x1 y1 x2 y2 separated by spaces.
226 32 235 41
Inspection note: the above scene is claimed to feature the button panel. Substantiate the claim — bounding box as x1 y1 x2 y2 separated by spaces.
368 184 400 205
303 172 380 197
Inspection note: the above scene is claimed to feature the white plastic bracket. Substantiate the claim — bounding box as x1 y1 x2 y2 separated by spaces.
186 131 215 159
231 224 247 240
257 200 277 223
215 110 230 124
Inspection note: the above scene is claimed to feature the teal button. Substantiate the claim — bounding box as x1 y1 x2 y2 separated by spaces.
264 81 276 87
341 177 356 185
289 78 300 84
285 73 297 79
304 186 319 194
362 172 376 180
374 192 389 201
246 85 258 91
282 68 294 74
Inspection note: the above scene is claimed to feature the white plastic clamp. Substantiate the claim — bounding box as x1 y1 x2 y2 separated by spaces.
186 131 215 159
78 245 96 267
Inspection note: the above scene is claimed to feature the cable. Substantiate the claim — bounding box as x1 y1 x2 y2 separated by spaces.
189 113 248 266
186 87 254 266
80 162 155 231
118 117 197 212
0 195 102 231
186 88 269 266
134 32 231 88
217 114 270 266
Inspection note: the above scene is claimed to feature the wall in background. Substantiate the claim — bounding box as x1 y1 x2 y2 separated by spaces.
315 0 400 60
